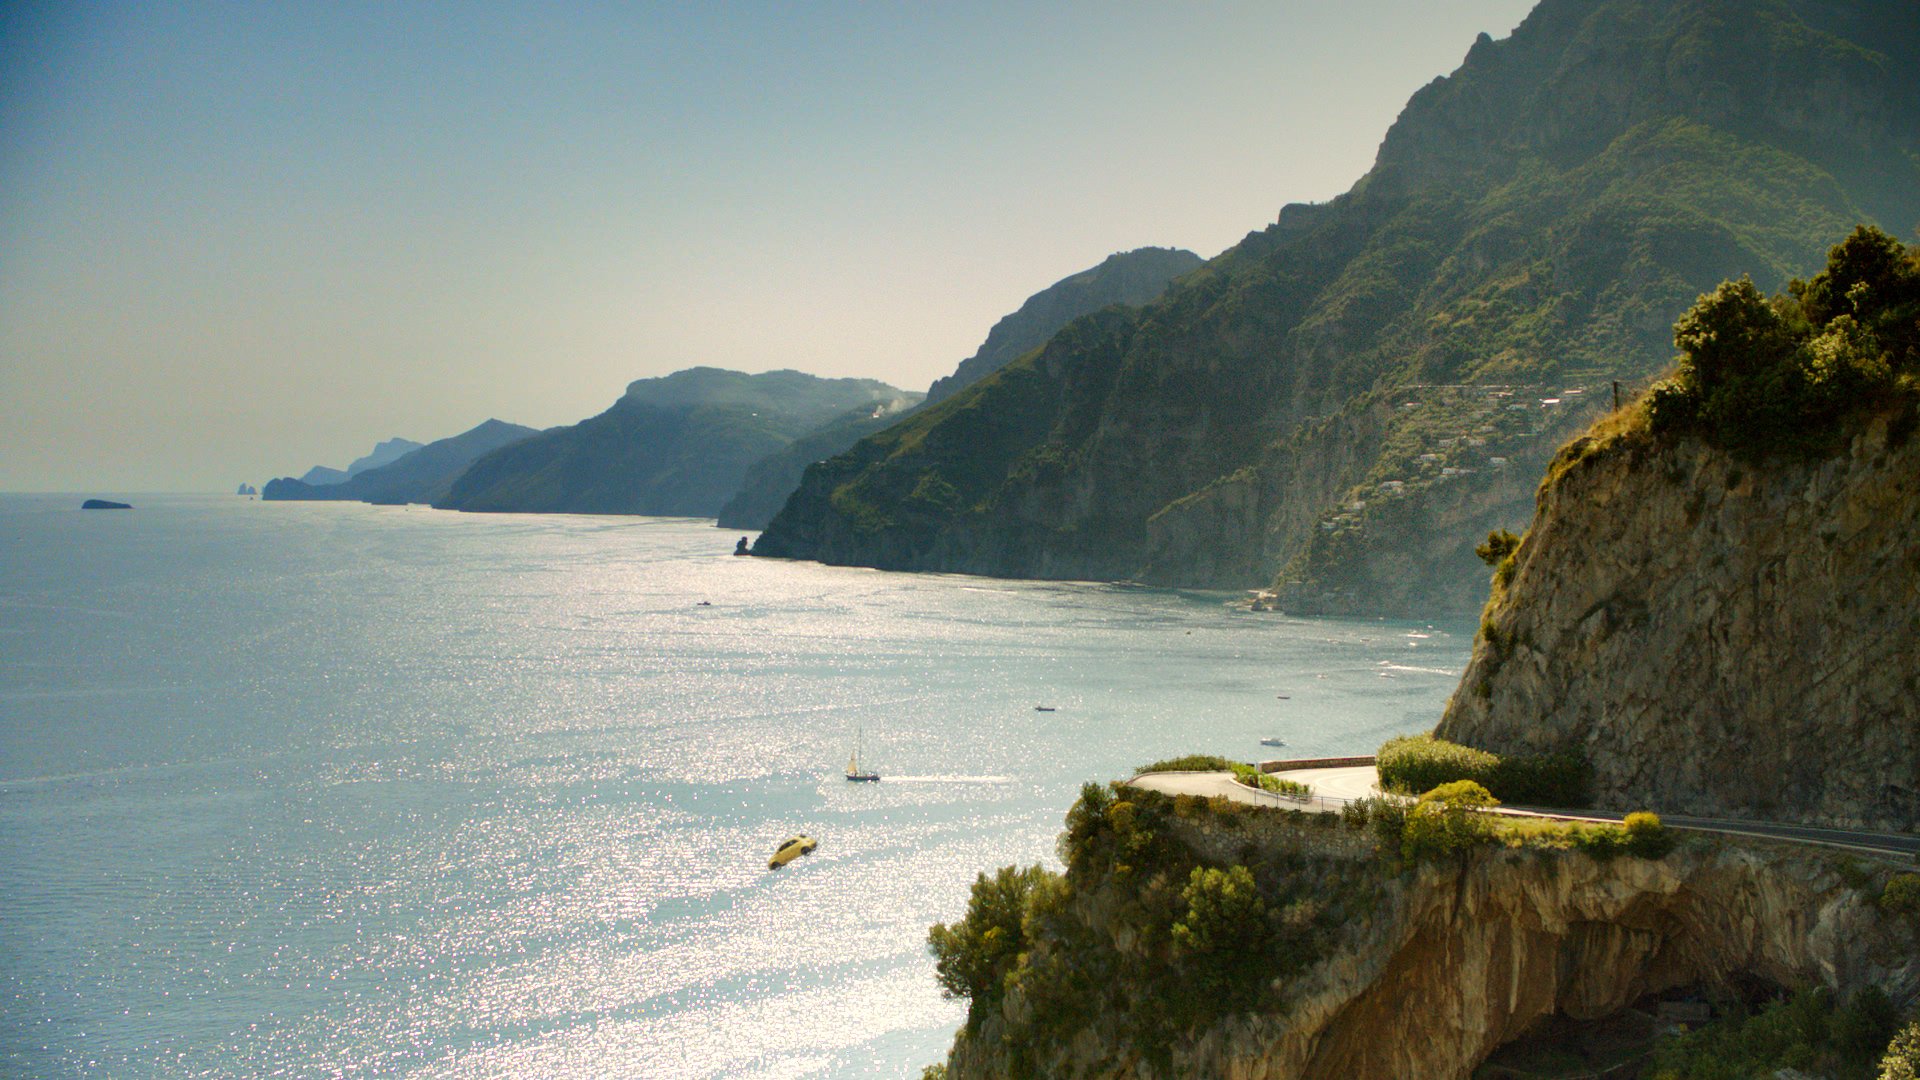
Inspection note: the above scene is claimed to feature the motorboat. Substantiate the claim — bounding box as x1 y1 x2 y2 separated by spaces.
1260 737 1287 747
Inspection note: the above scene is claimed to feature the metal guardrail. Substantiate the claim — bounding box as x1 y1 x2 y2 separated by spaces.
1257 755 1378 773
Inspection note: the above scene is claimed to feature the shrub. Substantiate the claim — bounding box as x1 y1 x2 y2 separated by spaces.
1376 734 1592 806
1171 865 1265 954
1882 1021 1920 1080
1359 796 1408 854
1648 986 1900 1080
1419 780 1499 808
1378 734 1500 794
1475 528 1521 566
1880 873 1920 917
1647 226 1920 458
1624 811 1675 858
928 864 1058 1016
1401 781 1499 861
1229 761 1310 797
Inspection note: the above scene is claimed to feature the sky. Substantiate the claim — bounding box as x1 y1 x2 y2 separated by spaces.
0 1 1537 493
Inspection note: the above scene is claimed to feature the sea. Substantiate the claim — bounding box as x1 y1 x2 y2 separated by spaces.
0 494 1471 1078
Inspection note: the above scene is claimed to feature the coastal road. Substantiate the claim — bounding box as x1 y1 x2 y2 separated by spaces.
1127 764 1920 861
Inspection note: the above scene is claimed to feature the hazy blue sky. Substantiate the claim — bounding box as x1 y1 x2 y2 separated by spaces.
0 1 1535 492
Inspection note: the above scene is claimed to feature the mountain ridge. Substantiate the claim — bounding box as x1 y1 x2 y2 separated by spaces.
752 0 1920 613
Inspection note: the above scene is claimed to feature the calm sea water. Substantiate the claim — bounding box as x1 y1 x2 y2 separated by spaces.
0 495 1470 1078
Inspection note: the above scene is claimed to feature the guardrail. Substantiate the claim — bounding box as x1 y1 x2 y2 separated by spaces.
1257 755 1377 774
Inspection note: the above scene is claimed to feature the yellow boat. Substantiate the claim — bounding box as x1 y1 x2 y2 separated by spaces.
768 834 817 870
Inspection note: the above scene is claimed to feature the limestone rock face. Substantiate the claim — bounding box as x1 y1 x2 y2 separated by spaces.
1437 415 1920 831
947 839 1917 1080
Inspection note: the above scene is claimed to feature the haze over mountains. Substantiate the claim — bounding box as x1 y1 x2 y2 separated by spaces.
752 0 1920 613
434 369 910 517
264 421 538 506
264 247 1200 526
717 247 1202 529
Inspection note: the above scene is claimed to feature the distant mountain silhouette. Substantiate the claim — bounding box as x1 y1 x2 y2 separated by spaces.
435 368 912 517
264 420 537 505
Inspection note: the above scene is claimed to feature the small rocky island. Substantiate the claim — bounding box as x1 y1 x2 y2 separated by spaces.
81 499 132 510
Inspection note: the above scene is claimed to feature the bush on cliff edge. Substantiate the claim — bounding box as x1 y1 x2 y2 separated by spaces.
1378 733 1593 806
1647 225 1920 459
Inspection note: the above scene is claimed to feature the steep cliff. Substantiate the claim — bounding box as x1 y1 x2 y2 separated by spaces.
434 368 908 517
1434 405 1920 832
939 794 1918 1079
754 0 1920 612
1434 218 1920 832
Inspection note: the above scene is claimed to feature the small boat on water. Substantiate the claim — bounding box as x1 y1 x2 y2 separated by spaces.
1034 705 1057 712
846 727 879 782
768 834 817 870
1260 737 1288 747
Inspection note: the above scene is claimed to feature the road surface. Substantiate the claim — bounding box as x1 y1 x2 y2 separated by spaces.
1126 764 1919 861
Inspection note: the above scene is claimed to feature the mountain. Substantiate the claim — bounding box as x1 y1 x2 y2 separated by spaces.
752 0 1920 614
715 247 1198 530
285 436 423 489
298 465 350 486
263 420 537 505
924 247 1204 406
714 395 921 530
345 437 423 476
434 368 911 517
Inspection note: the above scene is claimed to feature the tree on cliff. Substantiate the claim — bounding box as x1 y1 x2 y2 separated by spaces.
1649 226 1919 456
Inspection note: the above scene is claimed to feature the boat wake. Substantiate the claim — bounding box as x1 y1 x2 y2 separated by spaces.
879 775 1014 785
1376 662 1459 676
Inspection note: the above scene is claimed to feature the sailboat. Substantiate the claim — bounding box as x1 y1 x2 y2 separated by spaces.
845 726 880 783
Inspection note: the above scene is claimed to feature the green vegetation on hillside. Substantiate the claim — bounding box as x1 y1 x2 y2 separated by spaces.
1646 986 1902 1080
1647 225 1920 456
1377 733 1593 806
757 0 1920 615
927 783 1385 1071
1344 785 1672 864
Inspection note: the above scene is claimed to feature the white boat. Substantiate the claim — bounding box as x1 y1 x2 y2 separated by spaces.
846 727 879 782
1260 737 1287 747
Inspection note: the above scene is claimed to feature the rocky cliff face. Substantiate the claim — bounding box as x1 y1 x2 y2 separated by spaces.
753 0 1920 613
1436 406 1920 832
948 817 1917 1079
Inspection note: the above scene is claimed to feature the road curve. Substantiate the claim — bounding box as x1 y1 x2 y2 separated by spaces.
1126 766 1919 861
